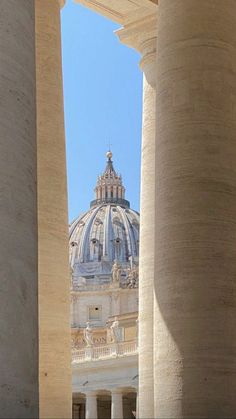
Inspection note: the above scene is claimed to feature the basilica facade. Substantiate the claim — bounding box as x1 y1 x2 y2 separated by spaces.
70 152 139 418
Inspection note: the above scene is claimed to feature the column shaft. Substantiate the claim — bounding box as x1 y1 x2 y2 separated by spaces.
0 1 38 417
136 391 139 419
111 391 123 419
155 0 236 417
116 15 157 418
35 0 71 417
86 393 97 419
138 70 156 419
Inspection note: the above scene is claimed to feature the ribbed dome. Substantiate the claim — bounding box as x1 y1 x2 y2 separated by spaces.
70 204 139 266
69 152 139 283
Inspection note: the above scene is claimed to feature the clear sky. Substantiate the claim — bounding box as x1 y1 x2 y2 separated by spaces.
61 0 143 222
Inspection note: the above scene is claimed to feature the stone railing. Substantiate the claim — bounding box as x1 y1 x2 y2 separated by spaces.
72 340 138 364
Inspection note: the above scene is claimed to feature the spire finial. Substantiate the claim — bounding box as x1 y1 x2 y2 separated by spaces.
106 141 112 161
106 150 113 161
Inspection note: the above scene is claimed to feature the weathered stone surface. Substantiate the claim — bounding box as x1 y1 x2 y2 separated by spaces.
117 13 157 418
35 0 72 417
0 1 38 417
155 1 236 417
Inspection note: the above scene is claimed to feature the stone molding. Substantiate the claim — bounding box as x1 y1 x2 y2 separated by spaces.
74 0 157 25
116 12 157 86
116 13 157 68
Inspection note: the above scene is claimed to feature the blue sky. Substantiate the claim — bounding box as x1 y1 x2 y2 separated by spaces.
61 0 143 222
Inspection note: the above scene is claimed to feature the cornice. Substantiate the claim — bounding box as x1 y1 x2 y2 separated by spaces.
116 11 157 84
74 0 157 25
116 13 157 62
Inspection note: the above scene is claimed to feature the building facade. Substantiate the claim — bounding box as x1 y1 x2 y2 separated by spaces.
70 152 139 419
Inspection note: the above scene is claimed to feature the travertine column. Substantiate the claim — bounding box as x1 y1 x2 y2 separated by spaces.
0 1 38 417
85 392 97 419
117 12 157 419
136 390 139 419
155 0 236 417
111 389 123 419
35 0 71 417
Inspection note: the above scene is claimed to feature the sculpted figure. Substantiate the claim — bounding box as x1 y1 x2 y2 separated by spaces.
127 266 138 288
84 322 93 346
112 260 121 283
110 317 121 342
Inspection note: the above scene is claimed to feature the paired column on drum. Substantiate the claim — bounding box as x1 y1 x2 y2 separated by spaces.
117 11 157 419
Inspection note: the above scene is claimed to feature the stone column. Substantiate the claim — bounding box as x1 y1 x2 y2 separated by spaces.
0 1 38 417
155 0 236 417
85 392 97 419
117 12 157 419
35 0 72 417
111 389 123 419
136 390 139 419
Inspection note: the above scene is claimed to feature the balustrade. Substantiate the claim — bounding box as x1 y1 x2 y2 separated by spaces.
72 340 137 364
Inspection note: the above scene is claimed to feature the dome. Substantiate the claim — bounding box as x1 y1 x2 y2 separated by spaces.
70 204 139 265
69 152 140 283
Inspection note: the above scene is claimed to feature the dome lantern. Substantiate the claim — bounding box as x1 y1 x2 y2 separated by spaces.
90 151 130 209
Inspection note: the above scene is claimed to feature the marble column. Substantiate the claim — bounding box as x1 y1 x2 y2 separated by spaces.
85 392 97 419
117 12 157 419
155 0 236 417
0 1 38 417
35 0 71 417
111 389 123 419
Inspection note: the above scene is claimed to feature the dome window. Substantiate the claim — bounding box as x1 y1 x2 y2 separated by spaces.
94 218 102 226
71 241 78 247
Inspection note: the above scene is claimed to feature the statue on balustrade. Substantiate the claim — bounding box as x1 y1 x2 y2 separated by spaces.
84 322 93 346
110 317 122 342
